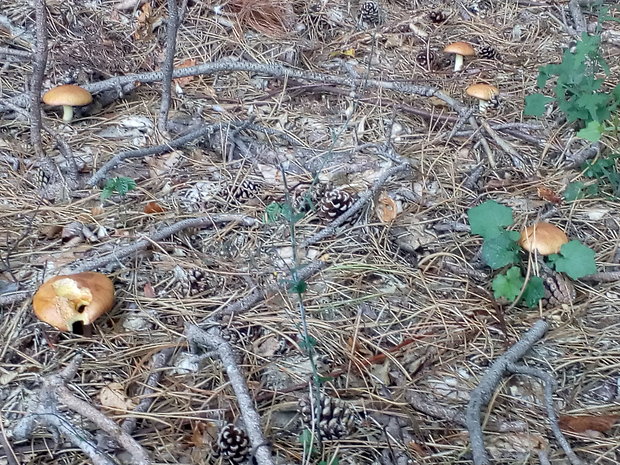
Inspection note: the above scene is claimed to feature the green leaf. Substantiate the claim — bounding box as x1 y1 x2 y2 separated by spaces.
522 276 545 307
524 94 554 116
481 230 521 269
547 240 597 279
101 176 136 200
299 429 317 455
281 203 305 224
564 181 594 201
289 279 308 294
265 202 283 223
467 200 514 239
299 336 318 351
492 266 524 301
577 120 604 141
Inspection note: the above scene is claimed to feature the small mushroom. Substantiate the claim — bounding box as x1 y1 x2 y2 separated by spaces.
42 84 93 123
32 271 114 332
443 42 475 71
519 222 569 256
466 83 499 112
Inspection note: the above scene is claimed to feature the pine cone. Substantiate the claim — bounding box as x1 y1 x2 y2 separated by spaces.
187 268 208 296
479 45 498 60
416 50 436 68
428 10 447 23
318 189 356 222
290 182 327 214
225 179 260 203
213 424 250 464
299 394 356 440
466 0 492 16
539 267 575 308
359 1 380 26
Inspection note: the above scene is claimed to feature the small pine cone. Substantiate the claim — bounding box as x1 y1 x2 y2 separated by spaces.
318 189 356 222
187 268 208 296
298 394 356 440
428 10 447 24
291 183 327 214
416 50 435 68
467 0 492 16
479 45 498 60
213 424 250 464
359 1 380 26
228 179 260 202
540 267 575 308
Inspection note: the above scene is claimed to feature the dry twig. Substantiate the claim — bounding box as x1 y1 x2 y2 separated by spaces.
185 324 275 465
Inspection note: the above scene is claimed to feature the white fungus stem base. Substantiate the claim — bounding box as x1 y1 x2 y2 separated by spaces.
62 105 74 123
454 54 464 72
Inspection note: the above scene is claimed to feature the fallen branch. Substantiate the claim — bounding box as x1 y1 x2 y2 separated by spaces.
158 0 179 132
466 319 549 465
11 356 150 465
185 324 275 465
0 214 258 308
1 59 467 115
507 363 584 465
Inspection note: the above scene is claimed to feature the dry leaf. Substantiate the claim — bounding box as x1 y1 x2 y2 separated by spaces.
40 225 62 239
173 58 197 87
253 335 282 357
559 414 619 434
100 382 135 412
143 282 156 298
144 201 165 214
537 186 562 204
146 150 182 177
375 192 400 223
133 3 162 40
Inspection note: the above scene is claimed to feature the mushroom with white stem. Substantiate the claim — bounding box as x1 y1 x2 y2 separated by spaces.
443 41 475 71
466 83 499 112
42 84 93 123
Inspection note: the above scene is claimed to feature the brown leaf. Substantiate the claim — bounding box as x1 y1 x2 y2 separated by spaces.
100 382 135 412
144 201 165 214
559 414 619 433
143 282 156 298
375 192 399 223
173 58 197 87
537 186 562 205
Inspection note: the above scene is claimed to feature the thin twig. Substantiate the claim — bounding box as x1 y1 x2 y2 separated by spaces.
466 319 549 465
507 363 584 465
86 123 218 186
1 59 467 115
158 0 179 132
209 259 328 320
185 325 275 465
66 214 258 273
30 0 48 159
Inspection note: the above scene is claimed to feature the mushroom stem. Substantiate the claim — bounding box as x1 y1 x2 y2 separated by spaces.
478 99 488 112
454 54 464 71
61 105 74 123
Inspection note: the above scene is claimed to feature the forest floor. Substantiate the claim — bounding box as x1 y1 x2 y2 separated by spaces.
1 1 620 464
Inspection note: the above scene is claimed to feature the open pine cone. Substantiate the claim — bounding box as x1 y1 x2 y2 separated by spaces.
317 189 357 222
359 1 380 26
298 394 356 440
212 423 250 464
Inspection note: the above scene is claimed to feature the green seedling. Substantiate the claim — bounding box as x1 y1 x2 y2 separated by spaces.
101 176 136 200
564 153 620 201
524 30 620 142
467 200 597 307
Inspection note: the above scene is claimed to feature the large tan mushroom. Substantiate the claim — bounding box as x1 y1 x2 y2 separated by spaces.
444 42 475 71
519 222 569 256
466 83 499 112
42 84 93 122
33 272 114 332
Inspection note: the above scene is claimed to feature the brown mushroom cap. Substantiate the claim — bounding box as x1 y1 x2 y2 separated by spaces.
443 42 476 56
466 83 499 101
32 272 114 332
42 84 93 106
519 222 569 256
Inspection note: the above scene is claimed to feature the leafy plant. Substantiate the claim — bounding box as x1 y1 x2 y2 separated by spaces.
564 153 620 201
101 176 136 200
467 200 597 307
524 30 620 142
